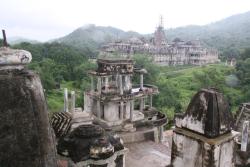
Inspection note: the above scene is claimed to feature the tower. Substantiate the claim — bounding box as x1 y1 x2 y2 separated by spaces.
84 57 167 143
154 15 167 47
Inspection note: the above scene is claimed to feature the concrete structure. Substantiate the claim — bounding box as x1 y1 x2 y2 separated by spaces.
169 88 239 167
51 111 127 167
101 18 219 66
234 103 250 166
84 58 167 143
0 30 57 167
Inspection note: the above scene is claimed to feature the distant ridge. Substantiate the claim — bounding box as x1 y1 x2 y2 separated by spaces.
55 11 250 57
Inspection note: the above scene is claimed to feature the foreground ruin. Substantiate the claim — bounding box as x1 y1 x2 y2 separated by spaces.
84 58 167 143
169 88 239 167
0 31 57 167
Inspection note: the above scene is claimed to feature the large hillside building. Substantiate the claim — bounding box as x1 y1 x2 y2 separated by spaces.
101 17 220 66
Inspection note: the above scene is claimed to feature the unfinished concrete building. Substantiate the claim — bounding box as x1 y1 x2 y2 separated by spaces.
84 58 167 143
101 18 219 66
169 88 239 167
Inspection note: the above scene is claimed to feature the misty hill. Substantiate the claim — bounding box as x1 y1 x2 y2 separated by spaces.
56 11 250 57
55 24 142 57
166 11 250 55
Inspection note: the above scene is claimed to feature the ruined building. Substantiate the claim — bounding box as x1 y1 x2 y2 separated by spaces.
101 17 219 66
235 103 250 166
84 58 167 143
51 57 167 167
0 30 57 167
169 88 239 167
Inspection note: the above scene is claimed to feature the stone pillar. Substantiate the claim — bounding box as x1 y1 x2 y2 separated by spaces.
64 88 69 112
71 91 75 112
97 77 102 94
120 101 124 120
241 121 249 152
97 101 101 118
154 127 159 143
119 75 123 95
130 100 134 121
105 76 109 91
91 76 94 92
140 74 143 90
159 126 164 143
149 95 153 108
139 98 144 112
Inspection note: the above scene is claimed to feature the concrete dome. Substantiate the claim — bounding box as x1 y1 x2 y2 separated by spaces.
176 88 234 138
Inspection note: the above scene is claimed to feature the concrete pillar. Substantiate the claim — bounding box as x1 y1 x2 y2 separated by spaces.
241 121 249 152
71 91 75 112
64 88 68 112
154 127 159 143
130 100 134 121
120 101 124 120
140 74 143 90
159 126 164 143
91 76 94 92
149 95 153 108
105 76 109 91
119 75 123 95
97 77 101 94
139 98 144 112
97 101 101 118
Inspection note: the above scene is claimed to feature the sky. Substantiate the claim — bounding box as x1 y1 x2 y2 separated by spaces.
1 0 250 42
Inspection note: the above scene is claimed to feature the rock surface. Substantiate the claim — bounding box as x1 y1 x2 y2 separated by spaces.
0 67 57 167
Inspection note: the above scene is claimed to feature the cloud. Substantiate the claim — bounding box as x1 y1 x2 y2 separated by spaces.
1 0 250 41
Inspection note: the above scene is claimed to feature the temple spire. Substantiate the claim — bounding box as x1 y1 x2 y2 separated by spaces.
159 15 164 28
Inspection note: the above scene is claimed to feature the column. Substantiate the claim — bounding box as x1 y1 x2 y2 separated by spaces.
70 91 75 112
90 76 94 92
97 77 101 94
105 76 109 91
149 95 153 108
140 74 143 90
130 100 134 121
139 98 144 112
64 88 68 112
97 101 101 118
159 126 164 143
120 101 124 120
241 121 249 151
119 75 123 95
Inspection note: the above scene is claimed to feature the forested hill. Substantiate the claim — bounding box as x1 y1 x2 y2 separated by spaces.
55 24 142 57
166 11 250 56
55 11 250 58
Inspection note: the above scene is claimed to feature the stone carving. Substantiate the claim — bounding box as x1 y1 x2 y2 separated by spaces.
0 47 32 65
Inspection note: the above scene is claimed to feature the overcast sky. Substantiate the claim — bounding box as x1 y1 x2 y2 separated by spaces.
1 0 250 41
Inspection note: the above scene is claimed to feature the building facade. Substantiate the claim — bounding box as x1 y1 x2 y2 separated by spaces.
84 58 167 143
101 19 219 66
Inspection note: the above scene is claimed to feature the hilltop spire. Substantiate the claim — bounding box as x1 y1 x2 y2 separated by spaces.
159 15 164 28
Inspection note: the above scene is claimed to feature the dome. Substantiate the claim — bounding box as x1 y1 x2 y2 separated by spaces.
175 88 234 138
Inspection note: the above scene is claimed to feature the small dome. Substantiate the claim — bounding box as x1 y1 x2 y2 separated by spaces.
175 88 234 138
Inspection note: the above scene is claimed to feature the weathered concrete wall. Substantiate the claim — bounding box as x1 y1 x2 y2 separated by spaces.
104 102 119 122
0 68 57 167
170 129 237 167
